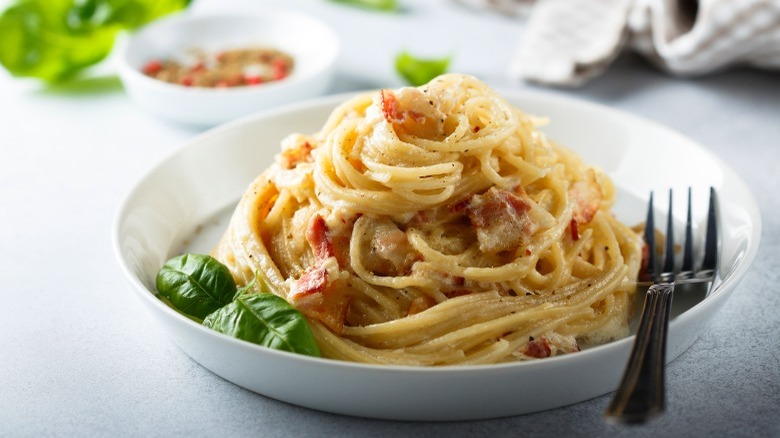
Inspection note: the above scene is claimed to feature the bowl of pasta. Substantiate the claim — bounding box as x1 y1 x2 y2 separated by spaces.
113 74 760 420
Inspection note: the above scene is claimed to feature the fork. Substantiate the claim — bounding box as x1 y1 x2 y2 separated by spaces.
604 187 719 424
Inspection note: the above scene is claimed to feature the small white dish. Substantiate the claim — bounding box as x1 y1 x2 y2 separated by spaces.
117 10 339 126
113 91 760 421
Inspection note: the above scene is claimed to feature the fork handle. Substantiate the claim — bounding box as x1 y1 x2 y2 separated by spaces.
605 283 674 424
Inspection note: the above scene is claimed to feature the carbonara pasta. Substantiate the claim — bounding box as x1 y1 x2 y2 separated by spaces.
212 74 643 365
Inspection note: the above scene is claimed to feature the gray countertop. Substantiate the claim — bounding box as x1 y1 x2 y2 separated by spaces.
1 0 778 436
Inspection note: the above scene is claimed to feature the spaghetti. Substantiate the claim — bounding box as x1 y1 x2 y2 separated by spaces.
212 74 643 365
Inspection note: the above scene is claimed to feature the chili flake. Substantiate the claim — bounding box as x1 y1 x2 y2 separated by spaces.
143 47 295 88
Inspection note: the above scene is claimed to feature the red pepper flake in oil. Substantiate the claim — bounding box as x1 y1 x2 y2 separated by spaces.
272 69 286 81
245 75 263 85
142 60 162 75
142 47 295 88
272 58 287 70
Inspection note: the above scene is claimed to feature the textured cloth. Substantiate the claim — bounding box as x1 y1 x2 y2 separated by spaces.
461 0 780 86
629 0 780 76
510 0 632 86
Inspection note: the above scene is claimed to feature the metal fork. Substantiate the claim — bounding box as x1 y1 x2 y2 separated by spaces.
604 187 719 424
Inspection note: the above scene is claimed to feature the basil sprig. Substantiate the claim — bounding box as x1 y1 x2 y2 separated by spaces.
0 0 190 82
156 253 320 358
395 51 451 86
328 0 397 12
156 254 238 320
204 294 321 357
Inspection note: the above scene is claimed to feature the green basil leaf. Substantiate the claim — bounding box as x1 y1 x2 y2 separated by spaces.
203 294 321 358
0 0 190 82
156 254 238 320
395 51 451 86
0 0 118 82
328 0 397 12
101 0 191 29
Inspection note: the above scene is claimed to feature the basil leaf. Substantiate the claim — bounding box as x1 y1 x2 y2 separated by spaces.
0 1 118 82
395 51 451 86
328 0 397 12
156 254 238 320
101 0 191 29
203 294 321 358
0 0 189 82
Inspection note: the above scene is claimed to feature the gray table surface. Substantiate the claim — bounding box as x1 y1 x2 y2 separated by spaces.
1 0 778 436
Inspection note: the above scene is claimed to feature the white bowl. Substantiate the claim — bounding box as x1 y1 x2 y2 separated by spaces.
113 91 760 421
117 11 339 126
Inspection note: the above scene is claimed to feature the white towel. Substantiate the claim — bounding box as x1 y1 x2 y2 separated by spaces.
629 0 780 76
460 0 780 86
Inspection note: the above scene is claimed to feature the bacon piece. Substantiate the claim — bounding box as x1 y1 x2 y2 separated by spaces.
363 217 421 276
295 215 353 332
465 187 537 253
280 141 313 169
380 89 442 138
290 267 329 298
412 210 430 224
524 336 552 358
522 333 580 358
569 169 602 224
448 198 470 214
570 219 580 241
382 89 428 125
381 89 401 124
306 215 334 263
307 213 356 268
290 269 350 333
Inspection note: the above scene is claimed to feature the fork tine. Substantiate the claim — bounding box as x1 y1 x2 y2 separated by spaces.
699 187 719 278
662 189 675 281
641 192 656 282
606 187 720 423
680 188 694 278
